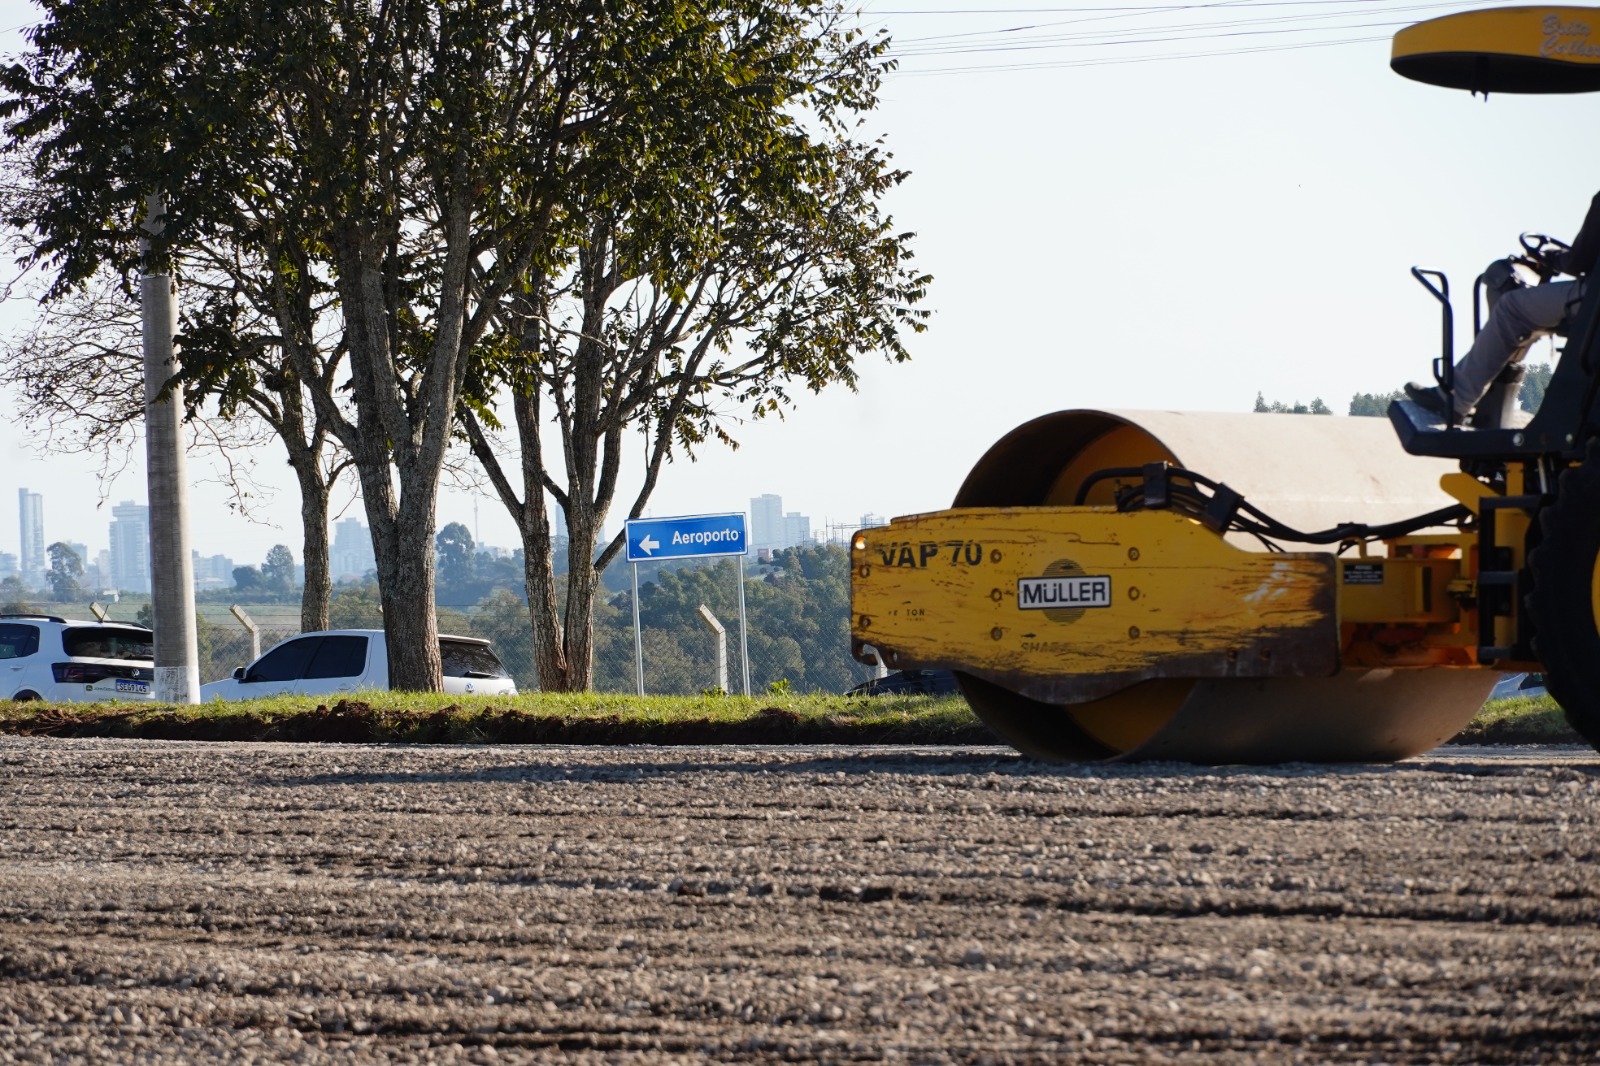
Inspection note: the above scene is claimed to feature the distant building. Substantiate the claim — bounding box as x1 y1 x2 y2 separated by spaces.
17 489 44 586
547 507 570 558
0 551 17 581
783 511 811 548
108 501 151 594
331 517 377 582
859 513 886 529
191 551 236 591
747 494 814 555
749 494 784 554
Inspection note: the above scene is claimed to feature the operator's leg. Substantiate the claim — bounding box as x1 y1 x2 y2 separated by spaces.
1449 281 1580 415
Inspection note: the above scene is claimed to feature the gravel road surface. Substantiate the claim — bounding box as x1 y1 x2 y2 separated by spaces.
1 738 1597 1064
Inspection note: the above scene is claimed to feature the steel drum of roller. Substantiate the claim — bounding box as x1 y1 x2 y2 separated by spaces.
946 409 1495 763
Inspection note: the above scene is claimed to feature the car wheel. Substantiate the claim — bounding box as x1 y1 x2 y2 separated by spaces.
12 690 41 702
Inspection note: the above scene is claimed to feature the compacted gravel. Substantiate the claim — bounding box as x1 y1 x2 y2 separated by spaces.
1 738 1597 1064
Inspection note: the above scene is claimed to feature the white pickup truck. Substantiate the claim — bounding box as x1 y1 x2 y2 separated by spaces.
200 629 519 700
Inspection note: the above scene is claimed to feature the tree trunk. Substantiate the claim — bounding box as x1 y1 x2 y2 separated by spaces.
296 464 332 632
561 523 602 690
359 465 443 691
332 223 448 694
521 499 568 692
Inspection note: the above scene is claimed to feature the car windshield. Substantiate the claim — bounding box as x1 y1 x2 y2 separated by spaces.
62 626 154 661
440 639 510 679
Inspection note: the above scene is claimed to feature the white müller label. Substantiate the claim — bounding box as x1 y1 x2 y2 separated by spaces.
1017 575 1112 610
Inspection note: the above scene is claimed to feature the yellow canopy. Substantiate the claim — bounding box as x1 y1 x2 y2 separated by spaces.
1392 6 1600 93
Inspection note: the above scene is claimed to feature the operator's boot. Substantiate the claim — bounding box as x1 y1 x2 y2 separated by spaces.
1403 381 1455 423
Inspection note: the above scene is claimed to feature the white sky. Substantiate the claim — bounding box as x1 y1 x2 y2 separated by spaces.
2 0 1598 567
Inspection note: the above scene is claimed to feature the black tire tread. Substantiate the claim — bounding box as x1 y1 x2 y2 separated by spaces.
1527 438 1600 751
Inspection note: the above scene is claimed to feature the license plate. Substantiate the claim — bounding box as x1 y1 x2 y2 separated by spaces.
115 679 151 694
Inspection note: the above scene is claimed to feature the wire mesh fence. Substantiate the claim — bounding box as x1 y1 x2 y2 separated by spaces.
30 546 882 695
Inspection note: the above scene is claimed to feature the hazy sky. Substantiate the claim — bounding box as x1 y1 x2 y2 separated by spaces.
2 0 1598 568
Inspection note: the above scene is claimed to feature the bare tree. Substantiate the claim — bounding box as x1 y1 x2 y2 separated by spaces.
0 266 351 632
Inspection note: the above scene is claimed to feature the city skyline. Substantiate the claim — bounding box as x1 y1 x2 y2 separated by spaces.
2 483 871 581
0 482 876 596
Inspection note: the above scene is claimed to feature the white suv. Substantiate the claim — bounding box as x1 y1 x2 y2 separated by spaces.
200 629 519 700
0 614 155 702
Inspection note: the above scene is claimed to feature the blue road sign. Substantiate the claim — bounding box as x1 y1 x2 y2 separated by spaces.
625 512 747 563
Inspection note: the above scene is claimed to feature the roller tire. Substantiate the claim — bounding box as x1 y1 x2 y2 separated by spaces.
1527 439 1600 751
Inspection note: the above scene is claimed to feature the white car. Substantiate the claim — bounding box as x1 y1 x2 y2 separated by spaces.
1489 672 1548 701
200 628 518 700
0 614 155 702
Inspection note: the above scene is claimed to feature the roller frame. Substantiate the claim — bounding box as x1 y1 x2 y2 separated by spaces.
852 504 1496 690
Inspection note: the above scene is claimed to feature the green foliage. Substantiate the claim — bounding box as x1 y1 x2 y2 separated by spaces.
45 542 83 603
436 607 474 640
132 602 220 677
261 544 297 593
436 523 476 596
1520 361 1554 413
468 587 536 691
1349 390 1404 417
433 524 523 607
1254 392 1332 415
0 575 36 614
328 582 383 629
1346 363 1551 418
588 545 859 696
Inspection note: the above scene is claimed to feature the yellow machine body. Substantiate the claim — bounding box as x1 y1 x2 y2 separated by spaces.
1392 6 1600 93
855 507 1340 703
850 410 1517 763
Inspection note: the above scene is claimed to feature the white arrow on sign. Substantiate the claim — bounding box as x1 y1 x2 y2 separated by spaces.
639 535 660 556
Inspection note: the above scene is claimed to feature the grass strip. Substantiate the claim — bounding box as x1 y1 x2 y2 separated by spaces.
0 691 990 746
1448 694 1581 745
0 690 1583 748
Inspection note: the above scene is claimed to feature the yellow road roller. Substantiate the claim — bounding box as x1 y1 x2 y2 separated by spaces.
850 6 1600 763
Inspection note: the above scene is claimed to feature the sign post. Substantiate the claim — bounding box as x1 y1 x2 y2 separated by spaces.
625 512 750 695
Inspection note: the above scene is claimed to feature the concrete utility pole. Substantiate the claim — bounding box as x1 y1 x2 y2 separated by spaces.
141 193 200 703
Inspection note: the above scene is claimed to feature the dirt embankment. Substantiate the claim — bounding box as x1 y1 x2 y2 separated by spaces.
0 699 995 746
0 697 1579 747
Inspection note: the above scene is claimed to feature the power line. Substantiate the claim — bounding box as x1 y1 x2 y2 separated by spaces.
890 0 1477 51
866 0 1535 74
895 32 1390 73
889 16 1434 58
891 0 1428 43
